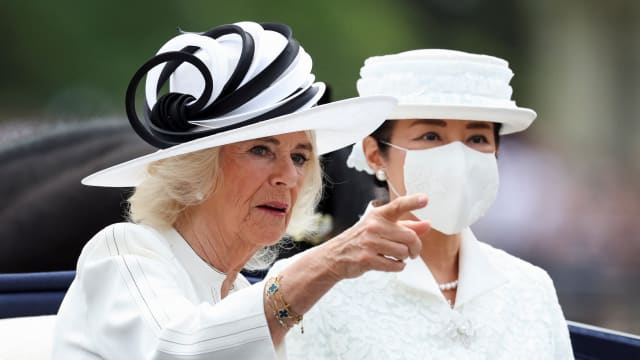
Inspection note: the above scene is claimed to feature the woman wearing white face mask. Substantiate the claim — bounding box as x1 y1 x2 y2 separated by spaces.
272 49 574 359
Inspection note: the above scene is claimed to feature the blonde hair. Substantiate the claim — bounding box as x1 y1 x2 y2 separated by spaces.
127 131 323 270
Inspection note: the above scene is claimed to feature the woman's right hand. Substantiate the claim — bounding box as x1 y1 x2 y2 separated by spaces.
317 193 430 281
265 194 429 345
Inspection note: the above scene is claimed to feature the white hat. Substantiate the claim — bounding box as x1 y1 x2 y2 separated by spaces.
347 49 536 174
82 22 397 187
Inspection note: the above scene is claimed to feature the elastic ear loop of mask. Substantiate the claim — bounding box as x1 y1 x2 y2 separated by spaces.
386 177 403 199
378 140 407 199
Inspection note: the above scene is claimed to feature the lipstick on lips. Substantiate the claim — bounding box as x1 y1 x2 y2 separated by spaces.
256 201 289 216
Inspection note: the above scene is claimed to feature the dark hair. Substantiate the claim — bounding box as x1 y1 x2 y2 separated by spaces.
370 120 502 186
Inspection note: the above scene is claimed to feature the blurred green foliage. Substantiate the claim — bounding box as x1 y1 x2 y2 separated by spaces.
1 0 529 120
1 0 426 118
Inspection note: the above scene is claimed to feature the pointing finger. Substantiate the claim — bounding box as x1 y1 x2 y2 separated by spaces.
398 219 431 237
376 194 428 222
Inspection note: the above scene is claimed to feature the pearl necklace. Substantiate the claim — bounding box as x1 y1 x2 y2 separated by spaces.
438 279 459 291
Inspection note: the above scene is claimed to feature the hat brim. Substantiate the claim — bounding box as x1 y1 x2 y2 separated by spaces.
82 95 397 187
389 104 536 135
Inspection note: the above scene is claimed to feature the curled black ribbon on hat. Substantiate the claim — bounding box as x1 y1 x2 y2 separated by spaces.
125 22 320 149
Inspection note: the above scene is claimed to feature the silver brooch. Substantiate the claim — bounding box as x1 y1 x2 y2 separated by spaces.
445 315 476 348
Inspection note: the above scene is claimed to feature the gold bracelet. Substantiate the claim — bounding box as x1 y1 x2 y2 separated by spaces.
265 275 304 333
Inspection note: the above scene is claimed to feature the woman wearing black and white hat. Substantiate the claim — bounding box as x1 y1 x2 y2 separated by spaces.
52 23 433 359
277 50 574 358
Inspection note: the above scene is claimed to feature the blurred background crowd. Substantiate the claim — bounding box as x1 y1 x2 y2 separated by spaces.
1 0 638 334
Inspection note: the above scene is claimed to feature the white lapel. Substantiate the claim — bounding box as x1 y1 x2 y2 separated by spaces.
393 227 508 308
361 203 507 307
361 202 446 304
396 256 448 302
454 228 508 307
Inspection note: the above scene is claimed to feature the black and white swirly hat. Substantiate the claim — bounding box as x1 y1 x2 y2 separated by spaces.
83 21 396 187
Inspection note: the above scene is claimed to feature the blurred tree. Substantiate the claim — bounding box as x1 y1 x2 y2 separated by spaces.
0 0 426 119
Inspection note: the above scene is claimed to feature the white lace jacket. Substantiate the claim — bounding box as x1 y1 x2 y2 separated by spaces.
270 228 573 360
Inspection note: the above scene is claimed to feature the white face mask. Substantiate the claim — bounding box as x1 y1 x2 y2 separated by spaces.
381 141 499 235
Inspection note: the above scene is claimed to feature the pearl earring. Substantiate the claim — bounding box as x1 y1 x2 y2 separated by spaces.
375 168 387 181
195 192 204 201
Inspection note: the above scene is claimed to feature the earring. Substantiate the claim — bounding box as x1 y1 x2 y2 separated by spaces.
195 192 204 201
375 168 387 182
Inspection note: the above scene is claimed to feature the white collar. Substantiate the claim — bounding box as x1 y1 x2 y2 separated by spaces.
397 229 507 308
364 202 508 308
162 227 228 284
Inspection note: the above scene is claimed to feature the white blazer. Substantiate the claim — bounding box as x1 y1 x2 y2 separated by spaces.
53 223 283 359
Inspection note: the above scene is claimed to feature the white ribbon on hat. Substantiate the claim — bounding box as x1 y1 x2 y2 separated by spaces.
136 21 323 139
144 33 230 109
126 22 325 148
233 21 264 85
191 75 317 129
229 49 312 115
